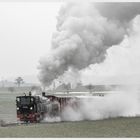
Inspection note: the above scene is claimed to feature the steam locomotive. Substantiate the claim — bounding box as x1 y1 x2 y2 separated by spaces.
16 92 74 123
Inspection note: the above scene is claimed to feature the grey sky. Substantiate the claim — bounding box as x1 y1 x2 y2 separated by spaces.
0 2 62 82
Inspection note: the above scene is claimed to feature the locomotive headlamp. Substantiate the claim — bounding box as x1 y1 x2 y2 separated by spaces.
31 98 33 102
17 107 19 110
30 107 33 110
16 98 20 102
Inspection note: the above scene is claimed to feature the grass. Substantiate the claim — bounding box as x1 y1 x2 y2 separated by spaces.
0 88 140 137
0 88 31 122
0 117 140 137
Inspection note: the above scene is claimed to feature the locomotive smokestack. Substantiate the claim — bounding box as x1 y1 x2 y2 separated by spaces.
42 92 46 97
29 91 32 96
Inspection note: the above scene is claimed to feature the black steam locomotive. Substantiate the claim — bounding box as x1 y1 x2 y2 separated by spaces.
16 92 73 123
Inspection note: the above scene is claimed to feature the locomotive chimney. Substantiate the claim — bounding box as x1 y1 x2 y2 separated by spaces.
29 91 32 96
42 92 46 97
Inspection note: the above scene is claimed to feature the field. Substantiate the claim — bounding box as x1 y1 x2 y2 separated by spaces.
0 87 140 137
0 87 32 122
1 117 140 137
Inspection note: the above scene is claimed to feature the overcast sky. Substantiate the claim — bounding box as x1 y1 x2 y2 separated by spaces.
0 1 62 82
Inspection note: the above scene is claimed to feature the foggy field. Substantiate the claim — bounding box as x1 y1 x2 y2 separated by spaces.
0 87 32 122
0 117 140 137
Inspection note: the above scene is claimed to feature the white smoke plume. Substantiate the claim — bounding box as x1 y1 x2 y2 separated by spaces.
39 2 140 122
42 86 140 122
60 87 140 121
81 15 140 85
95 3 140 23
58 68 81 88
64 14 140 120
38 2 125 87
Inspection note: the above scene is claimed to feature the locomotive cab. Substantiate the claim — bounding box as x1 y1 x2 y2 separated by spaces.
16 94 44 122
16 96 35 113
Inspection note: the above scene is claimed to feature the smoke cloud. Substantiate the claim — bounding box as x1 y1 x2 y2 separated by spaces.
39 2 140 122
60 87 140 121
42 86 140 122
81 15 140 85
95 3 140 23
39 2 126 87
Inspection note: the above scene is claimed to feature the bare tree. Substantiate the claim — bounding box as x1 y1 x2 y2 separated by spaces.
15 77 24 87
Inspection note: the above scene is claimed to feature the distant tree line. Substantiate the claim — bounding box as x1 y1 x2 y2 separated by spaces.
15 77 24 87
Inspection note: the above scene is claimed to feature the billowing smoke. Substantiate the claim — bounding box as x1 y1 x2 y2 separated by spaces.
61 88 140 121
60 15 140 121
81 14 140 85
39 2 140 122
38 2 126 87
42 86 140 122
95 3 140 23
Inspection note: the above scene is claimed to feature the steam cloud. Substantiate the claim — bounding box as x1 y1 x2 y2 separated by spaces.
61 89 140 121
95 3 140 23
63 15 140 121
39 2 126 87
81 14 140 85
39 2 140 122
43 87 140 122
